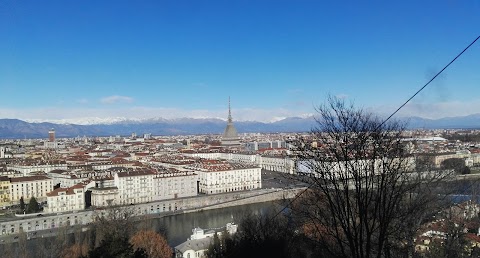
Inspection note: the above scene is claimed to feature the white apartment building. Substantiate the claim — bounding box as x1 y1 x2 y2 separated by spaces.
10 176 54 202
260 156 295 174
297 157 416 177
90 187 119 207
114 169 155 205
45 184 85 213
223 153 257 164
184 152 297 174
429 152 471 167
153 170 198 201
183 152 222 160
7 163 68 176
189 161 261 194
245 140 286 151
183 152 258 164
0 146 6 158
47 169 85 188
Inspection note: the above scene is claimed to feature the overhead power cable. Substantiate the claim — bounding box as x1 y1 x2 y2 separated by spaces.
269 35 480 222
380 35 480 127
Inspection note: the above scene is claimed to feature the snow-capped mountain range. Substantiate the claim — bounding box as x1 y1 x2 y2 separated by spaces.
24 117 171 125
0 116 317 139
1 114 480 139
23 114 314 125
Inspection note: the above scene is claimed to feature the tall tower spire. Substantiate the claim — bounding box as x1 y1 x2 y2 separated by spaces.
222 96 240 146
228 96 232 123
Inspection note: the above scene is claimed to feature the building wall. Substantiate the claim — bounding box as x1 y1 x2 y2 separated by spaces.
0 179 11 207
0 188 302 236
8 164 68 176
0 211 93 235
297 157 416 177
47 172 84 188
10 177 54 202
245 141 286 151
91 188 119 207
45 188 85 213
433 153 469 167
260 156 295 173
184 152 222 159
114 173 154 205
197 167 261 194
185 152 298 174
153 173 198 201
184 152 258 164
223 153 257 164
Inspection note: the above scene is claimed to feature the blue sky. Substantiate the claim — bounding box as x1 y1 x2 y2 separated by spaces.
0 0 479 123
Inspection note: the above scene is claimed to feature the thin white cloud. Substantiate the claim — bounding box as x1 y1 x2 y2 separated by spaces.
76 98 89 104
100 95 134 104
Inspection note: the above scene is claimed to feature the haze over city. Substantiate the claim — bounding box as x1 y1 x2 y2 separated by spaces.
1 1 479 123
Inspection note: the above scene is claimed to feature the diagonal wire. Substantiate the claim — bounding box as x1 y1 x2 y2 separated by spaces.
224 36 479 258
269 35 480 222
380 35 480 127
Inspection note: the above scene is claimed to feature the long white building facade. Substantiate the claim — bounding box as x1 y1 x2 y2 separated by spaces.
187 160 261 194
114 169 155 205
10 176 54 202
153 170 198 201
8 163 68 176
183 151 295 174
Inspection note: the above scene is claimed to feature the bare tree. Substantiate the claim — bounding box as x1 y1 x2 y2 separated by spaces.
36 225 70 258
60 243 89 258
293 97 452 258
1 241 16 258
87 206 138 257
57 225 89 258
72 224 83 245
17 229 29 258
91 206 136 247
130 230 172 258
204 208 316 258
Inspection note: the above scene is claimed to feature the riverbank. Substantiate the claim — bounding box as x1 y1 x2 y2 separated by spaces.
0 186 305 243
150 186 304 218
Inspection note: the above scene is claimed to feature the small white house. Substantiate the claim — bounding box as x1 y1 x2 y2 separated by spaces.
175 223 238 258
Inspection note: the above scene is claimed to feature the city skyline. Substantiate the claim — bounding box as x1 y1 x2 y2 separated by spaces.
1 1 480 123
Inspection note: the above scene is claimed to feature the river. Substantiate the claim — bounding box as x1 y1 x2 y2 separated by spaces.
156 201 280 247
4 201 280 255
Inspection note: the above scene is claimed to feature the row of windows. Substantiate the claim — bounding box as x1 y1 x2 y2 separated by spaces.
12 181 51 188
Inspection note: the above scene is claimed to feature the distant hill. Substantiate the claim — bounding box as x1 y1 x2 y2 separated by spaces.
1 114 479 139
0 117 317 139
405 114 480 129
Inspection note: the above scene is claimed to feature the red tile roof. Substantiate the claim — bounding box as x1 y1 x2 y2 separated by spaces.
117 169 155 177
46 183 84 197
10 175 50 183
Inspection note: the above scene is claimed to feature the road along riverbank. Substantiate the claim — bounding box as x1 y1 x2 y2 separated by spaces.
0 186 306 242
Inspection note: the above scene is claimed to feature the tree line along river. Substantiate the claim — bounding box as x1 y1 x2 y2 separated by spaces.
11 201 280 255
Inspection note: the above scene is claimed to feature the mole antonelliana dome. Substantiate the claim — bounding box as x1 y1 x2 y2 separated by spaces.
221 97 240 146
